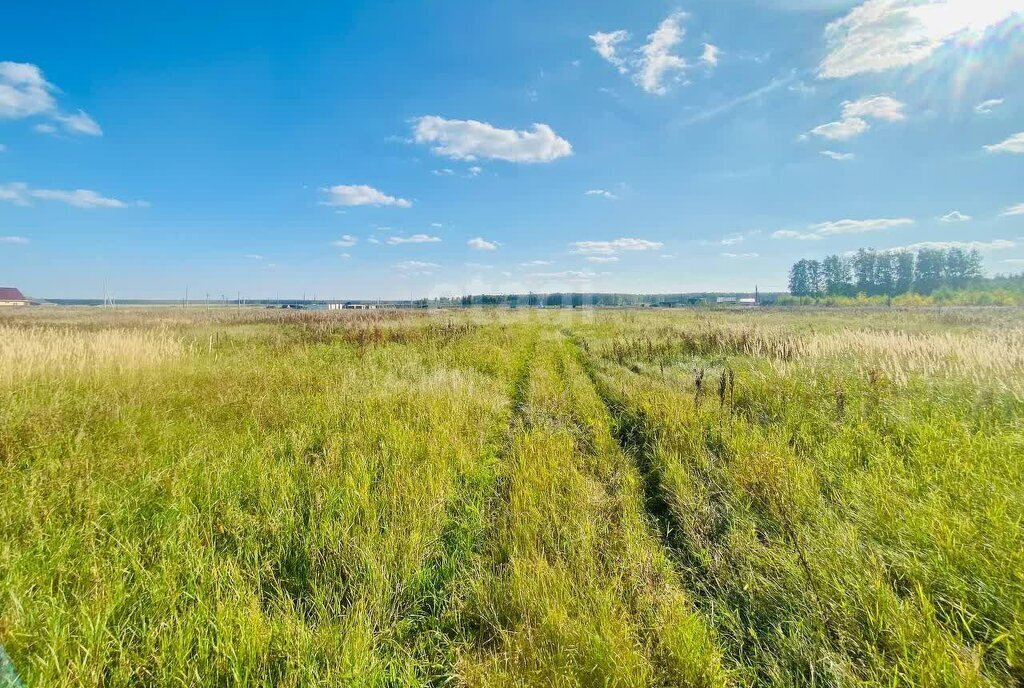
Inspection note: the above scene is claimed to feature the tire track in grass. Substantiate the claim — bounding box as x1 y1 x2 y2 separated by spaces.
397 324 539 684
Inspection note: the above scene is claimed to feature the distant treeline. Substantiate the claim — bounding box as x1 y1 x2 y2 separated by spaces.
788 247 989 297
434 292 772 308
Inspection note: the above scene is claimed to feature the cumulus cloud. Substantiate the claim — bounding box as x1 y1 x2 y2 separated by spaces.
939 210 971 222
321 184 411 208
984 132 1024 154
820 150 856 160
590 12 698 95
818 0 1023 79
570 237 664 255
590 30 631 73
387 234 441 245
584 189 618 199
841 95 906 121
412 116 572 163
0 235 29 244
467 237 499 250
468 165 483 177
331 235 358 247
1001 203 1024 216
810 117 869 140
0 182 144 208
701 43 720 67
586 256 619 263
975 98 1004 114
0 62 102 135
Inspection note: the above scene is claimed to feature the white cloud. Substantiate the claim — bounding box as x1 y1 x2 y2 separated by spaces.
772 230 823 240
468 165 483 177
367 237 380 244
678 72 797 126
54 110 102 136
820 150 856 160
243 253 264 260
0 62 101 135
321 184 411 208
339 253 351 259
394 260 441 273
584 189 618 199
659 254 676 259
841 95 906 121
0 235 29 244
467 237 499 250
570 237 664 255
892 239 1015 252
387 234 441 245
432 168 454 176
586 256 619 263
590 30 631 74
701 43 720 67
431 222 443 228
527 270 598 281
1001 203 1024 216
465 262 494 269
818 0 1024 79
636 12 688 95
939 210 971 222
722 252 759 258
33 123 57 134
811 217 914 235
412 116 572 163
520 260 553 267
810 117 869 140
331 234 358 247
0 182 143 208
591 12 696 95
984 132 1024 154
975 98 1004 114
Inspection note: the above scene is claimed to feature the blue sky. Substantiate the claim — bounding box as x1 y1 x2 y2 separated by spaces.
1 0 1023 299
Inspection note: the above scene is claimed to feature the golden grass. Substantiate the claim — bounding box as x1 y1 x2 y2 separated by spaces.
0 325 184 383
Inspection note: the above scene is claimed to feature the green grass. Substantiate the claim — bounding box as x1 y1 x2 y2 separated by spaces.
1 307 1022 686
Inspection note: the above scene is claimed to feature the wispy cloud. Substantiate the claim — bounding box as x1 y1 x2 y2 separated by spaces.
820 150 855 161
320 184 411 208
570 237 663 255
773 217 913 240
722 252 759 258
387 234 441 245
591 12 698 95
984 132 1024 154
0 235 29 244
701 43 720 68
584 189 618 199
975 98 1004 115
243 253 264 260
412 116 571 163
809 117 868 140
841 95 906 121
677 71 797 126
0 182 145 208
939 210 971 222
890 239 1015 252
586 256 619 263
0 62 102 136
818 0 1022 79
331 235 358 247
1001 203 1024 216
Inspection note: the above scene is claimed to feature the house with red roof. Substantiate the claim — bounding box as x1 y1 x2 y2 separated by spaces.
0 287 29 307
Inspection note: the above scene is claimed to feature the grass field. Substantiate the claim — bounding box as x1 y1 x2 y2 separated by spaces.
1 306 1022 687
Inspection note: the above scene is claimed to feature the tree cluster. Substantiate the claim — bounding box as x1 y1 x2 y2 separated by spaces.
788 247 984 297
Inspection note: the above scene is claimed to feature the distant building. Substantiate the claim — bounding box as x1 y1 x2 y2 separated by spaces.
716 296 737 304
328 302 378 310
0 287 29 307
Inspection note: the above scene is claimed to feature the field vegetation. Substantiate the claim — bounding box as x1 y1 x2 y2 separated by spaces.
1 306 1022 686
